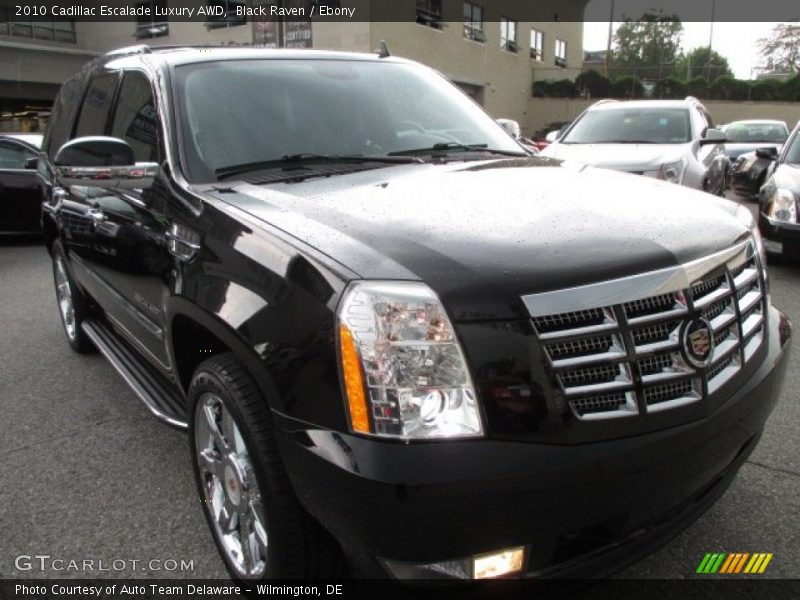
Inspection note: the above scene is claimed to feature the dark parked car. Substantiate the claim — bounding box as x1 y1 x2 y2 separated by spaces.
758 121 800 259
730 149 774 198
40 46 790 583
0 133 43 234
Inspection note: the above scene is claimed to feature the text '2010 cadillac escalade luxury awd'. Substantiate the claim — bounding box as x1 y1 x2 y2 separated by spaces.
39 46 790 582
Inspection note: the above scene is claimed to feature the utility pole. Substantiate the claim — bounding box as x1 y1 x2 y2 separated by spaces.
706 0 716 83
604 0 614 77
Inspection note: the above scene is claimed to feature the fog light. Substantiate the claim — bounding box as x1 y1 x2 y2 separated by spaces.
473 547 525 579
381 546 527 580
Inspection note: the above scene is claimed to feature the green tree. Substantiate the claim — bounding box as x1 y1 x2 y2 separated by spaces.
758 23 800 74
612 12 683 79
676 47 733 81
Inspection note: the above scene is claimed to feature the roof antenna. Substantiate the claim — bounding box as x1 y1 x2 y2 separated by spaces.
376 40 390 59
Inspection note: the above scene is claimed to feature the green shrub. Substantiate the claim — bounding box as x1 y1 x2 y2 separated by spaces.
610 75 644 98
532 80 550 98
780 75 800 101
750 79 782 101
575 69 611 98
549 79 577 98
654 75 687 99
687 76 709 98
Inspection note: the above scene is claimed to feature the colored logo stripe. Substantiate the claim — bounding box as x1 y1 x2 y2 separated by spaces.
696 553 726 573
697 552 773 574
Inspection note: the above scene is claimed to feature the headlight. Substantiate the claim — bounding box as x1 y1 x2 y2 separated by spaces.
656 158 686 184
766 188 797 223
736 204 767 268
337 281 483 440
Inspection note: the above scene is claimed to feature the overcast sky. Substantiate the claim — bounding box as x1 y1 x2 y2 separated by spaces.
583 21 781 79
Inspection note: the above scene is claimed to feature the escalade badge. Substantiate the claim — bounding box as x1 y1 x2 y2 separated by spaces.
683 318 715 368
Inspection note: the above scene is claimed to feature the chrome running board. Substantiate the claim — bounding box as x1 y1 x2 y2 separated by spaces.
82 318 188 429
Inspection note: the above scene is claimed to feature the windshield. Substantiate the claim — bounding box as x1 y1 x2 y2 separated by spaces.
784 133 800 164
724 122 788 144
175 59 522 182
561 107 691 144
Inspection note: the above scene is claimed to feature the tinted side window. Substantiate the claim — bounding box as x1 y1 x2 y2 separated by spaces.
111 72 160 162
0 141 35 169
74 73 118 138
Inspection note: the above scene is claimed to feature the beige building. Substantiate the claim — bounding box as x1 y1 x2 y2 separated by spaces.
0 0 585 133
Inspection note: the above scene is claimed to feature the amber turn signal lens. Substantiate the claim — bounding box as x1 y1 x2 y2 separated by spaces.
339 324 370 433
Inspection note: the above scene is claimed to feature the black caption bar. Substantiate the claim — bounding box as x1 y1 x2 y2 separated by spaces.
1 0 800 22
3 579 800 600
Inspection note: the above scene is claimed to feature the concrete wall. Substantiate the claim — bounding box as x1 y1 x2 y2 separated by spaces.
525 97 800 137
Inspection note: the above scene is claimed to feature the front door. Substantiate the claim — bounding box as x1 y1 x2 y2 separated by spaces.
58 69 173 372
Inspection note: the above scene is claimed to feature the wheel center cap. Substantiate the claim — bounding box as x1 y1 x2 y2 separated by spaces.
223 464 242 506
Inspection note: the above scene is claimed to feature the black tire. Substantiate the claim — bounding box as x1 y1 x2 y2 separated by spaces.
188 353 343 580
51 241 95 354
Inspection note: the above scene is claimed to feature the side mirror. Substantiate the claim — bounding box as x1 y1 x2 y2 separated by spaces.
54 136 158 190
755 146 778 160
496 118 521 139
545 130 560 143
700 128 727 145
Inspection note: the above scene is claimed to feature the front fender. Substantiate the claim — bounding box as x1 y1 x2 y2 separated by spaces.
166 247 351 433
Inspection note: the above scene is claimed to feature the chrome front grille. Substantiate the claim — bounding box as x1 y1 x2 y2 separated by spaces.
525 240 766 420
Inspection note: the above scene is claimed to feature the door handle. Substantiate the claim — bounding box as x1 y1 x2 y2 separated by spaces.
87 207 105 225
53 187 67 202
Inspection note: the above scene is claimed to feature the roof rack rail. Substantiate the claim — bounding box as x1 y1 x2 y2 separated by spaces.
105 44 151 57
105 43 232 58
591 98 619 107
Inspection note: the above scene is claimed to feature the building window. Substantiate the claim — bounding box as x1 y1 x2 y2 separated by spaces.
134 0 169 39
416 0 443 30
206 0 246 29
530 28 544 61
500 18 517 53
463 2 485 43
0 8 76 42
555 38 567 67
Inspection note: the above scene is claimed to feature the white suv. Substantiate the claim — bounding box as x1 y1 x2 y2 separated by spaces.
542 97 729 196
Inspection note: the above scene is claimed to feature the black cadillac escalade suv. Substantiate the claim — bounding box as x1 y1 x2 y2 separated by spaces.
39 46 790 582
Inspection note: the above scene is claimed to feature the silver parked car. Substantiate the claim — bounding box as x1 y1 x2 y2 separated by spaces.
721 119 789 164
541 97 729 196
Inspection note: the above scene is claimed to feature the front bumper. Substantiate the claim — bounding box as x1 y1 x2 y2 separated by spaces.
275 306 790 579
759 214 800 258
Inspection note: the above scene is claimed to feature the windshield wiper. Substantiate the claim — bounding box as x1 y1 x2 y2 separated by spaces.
215 153 423 180
388 142 526 157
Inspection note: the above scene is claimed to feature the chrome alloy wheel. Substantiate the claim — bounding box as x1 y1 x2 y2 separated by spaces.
194 393 268 577
54 255 76 342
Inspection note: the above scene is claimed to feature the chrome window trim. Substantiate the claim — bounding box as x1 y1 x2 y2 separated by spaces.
521 239 751 317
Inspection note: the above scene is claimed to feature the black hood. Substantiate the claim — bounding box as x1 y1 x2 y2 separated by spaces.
203 158 749 321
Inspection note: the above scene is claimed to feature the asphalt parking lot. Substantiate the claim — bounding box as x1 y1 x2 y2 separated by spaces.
0 192 798 582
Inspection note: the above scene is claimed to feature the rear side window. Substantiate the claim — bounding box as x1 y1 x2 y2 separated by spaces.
110 72 161 163
0 141 35 169
74 73 118 138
